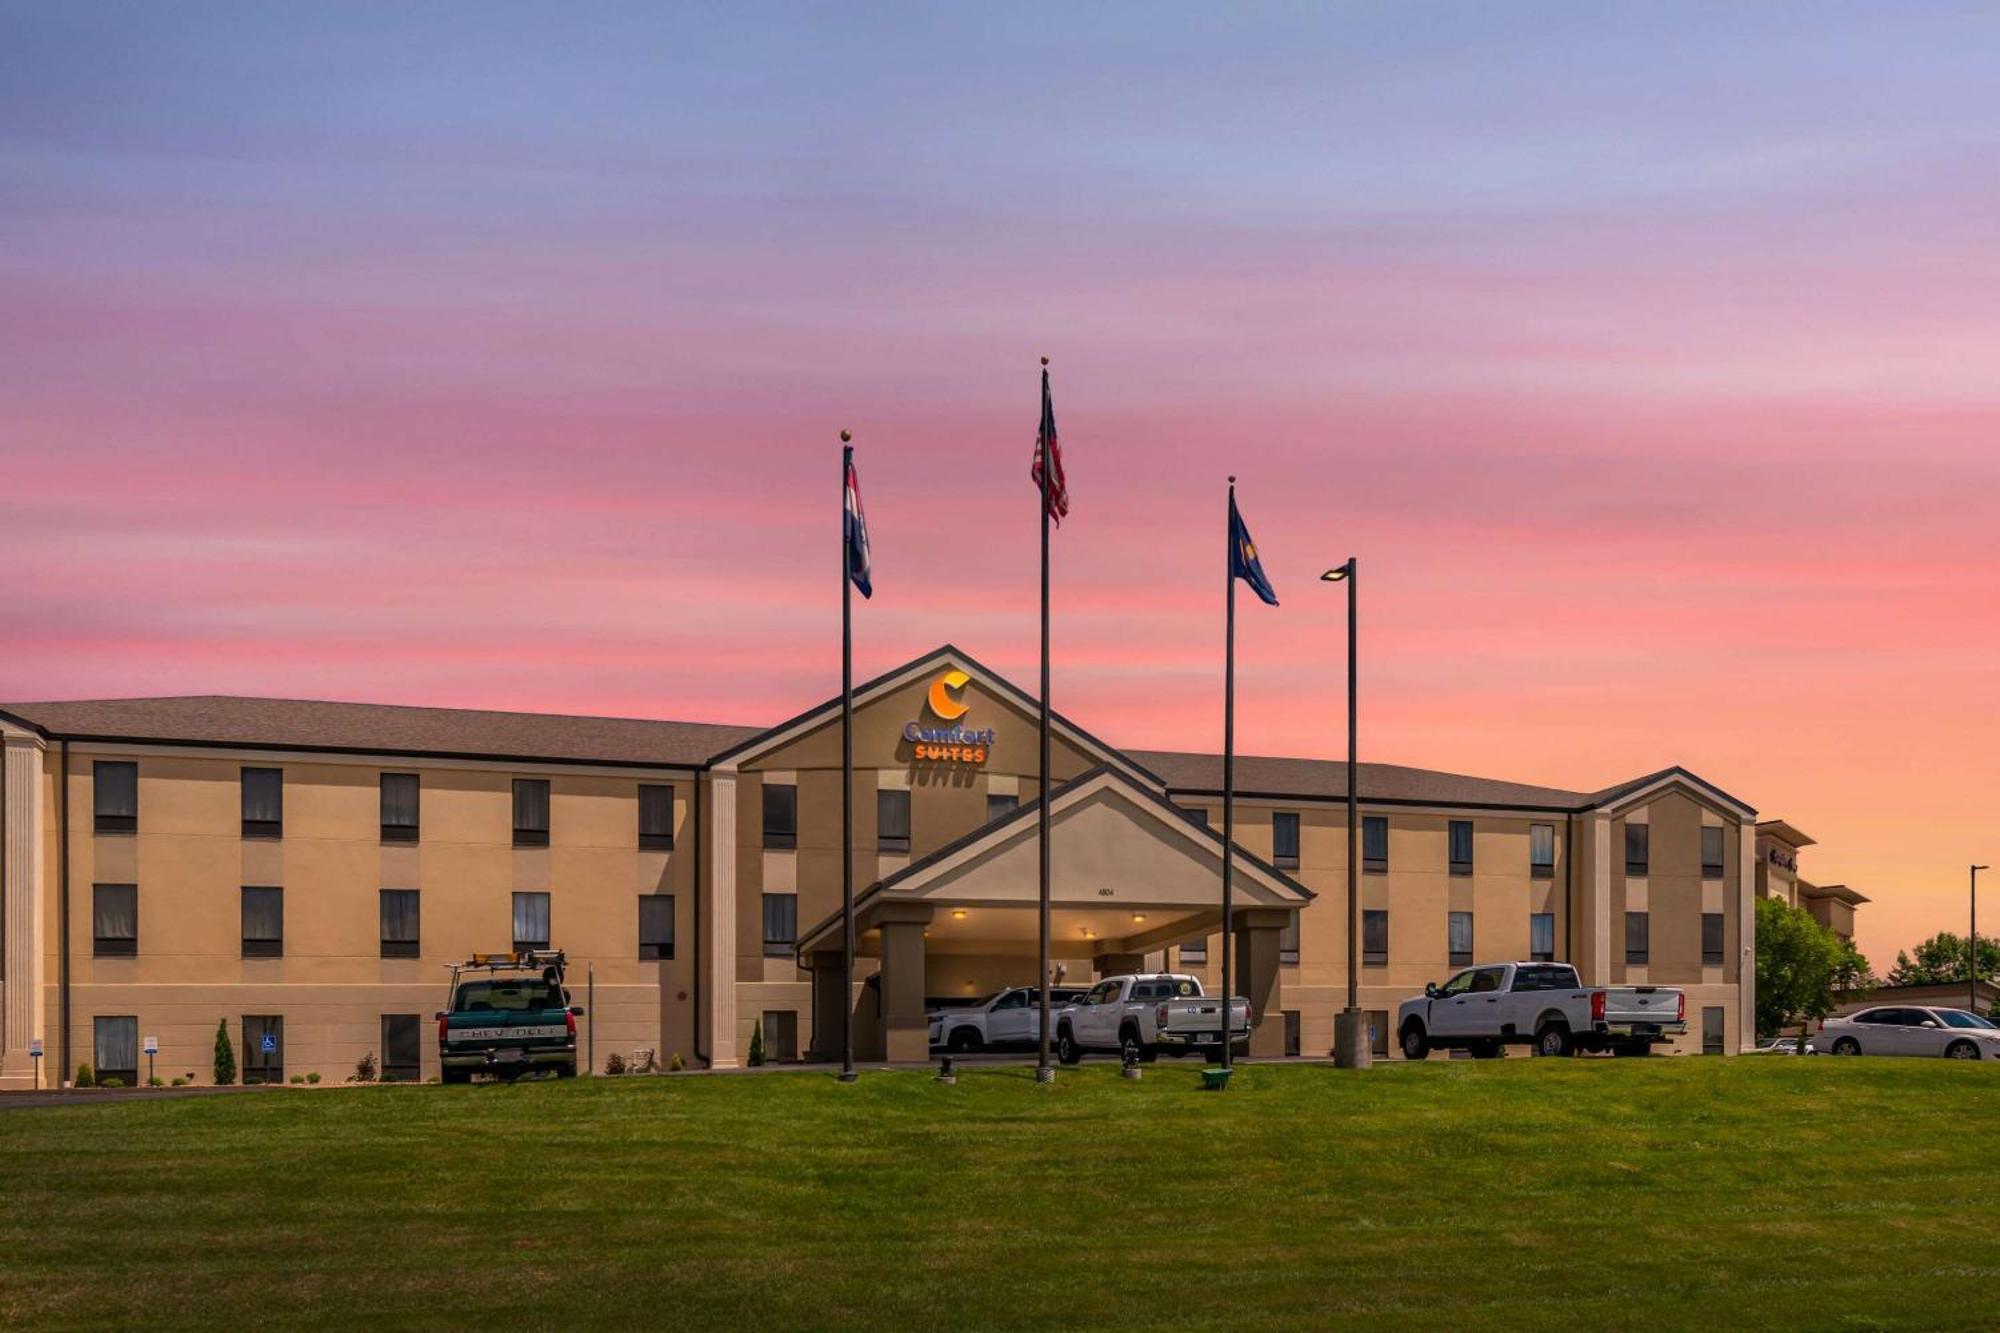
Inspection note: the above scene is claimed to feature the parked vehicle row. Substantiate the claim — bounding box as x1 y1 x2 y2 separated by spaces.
927 975 1251 1064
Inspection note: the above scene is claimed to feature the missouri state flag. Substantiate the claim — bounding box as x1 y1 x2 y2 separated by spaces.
845 455 873 598
1030 364 1069 524
1229 492 1279 607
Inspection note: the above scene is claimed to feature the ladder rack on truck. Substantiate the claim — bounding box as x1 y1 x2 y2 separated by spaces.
437 950 581 1083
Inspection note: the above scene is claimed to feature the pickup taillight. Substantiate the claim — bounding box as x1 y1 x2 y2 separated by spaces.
437 1014 449 1044
1590 990 1606 1022
1157 1003 1169 1028
1676 992 1686 1023
566 1011 578 1039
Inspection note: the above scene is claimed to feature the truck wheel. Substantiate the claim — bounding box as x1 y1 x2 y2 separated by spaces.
1056 1028 1082 1066
1400 1023 1430 1061
1534 1025 1573 1058
947 1027 982 1055
1118 1028 1158 1065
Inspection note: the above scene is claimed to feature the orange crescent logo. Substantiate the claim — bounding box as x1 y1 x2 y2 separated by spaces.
927 669 971 720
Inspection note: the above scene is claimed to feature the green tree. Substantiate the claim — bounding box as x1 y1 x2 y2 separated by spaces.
1755 896 1863 1042
1885 932 2000 987
212 1018 237 1085
747 1019 765 1067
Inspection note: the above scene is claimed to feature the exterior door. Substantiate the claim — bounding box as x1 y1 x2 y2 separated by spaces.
1903 1009 1951 1057
1076 980 1122 1043
987 989 1032 1045
1430 970 1480 1037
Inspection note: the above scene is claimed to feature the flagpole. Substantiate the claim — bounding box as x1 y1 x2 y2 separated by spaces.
1036 359 1055 1084
839 431 857 1084
1220 477 1238 1070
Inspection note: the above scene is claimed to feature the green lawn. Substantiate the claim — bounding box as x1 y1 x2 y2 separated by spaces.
2 1059 1995 1330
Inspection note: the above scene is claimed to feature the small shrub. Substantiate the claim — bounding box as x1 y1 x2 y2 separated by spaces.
73 1063 95 1089
669 1052 684 1072
213 1019 237 1086
352 1051 377 1083
288 1074 305 1084
306 1072 321 1085
100 1076 124 1088
604 1052 627 1076
147 1076 164 1088
170 1077 187 1087
748 1020 765 1067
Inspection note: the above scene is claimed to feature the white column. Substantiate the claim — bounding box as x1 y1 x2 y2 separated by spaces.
704 770 739 1069
1737 816 1758 1054
1589 813 1613 986
1 730 48 1088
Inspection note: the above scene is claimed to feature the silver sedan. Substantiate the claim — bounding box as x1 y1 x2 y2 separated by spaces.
1811 1005 2000 1059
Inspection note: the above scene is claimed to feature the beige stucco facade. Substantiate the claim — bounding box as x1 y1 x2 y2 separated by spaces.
0 646 1864 1088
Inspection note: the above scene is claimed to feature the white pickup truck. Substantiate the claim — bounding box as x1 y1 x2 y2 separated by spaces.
1054 973 1252 1065
927 986 1089 1053
1396 962 1685 1059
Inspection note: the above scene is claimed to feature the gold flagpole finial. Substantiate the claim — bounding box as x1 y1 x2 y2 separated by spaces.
1040 356 1049 367
840 429 851 443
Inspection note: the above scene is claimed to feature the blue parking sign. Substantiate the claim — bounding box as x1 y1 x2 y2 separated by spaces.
261 1033 277 1053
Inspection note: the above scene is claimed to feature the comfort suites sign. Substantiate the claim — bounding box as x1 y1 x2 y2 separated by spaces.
902 669 996 766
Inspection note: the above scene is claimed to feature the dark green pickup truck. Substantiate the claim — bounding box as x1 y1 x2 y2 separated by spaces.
437 951 583 1083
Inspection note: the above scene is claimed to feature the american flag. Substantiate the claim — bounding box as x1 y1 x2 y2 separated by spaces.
1031 364 1068 524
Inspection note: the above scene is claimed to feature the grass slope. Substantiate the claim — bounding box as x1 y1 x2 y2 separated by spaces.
2 1059 1995 1330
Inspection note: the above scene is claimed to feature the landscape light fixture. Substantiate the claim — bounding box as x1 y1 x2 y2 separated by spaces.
1320 566 1350 582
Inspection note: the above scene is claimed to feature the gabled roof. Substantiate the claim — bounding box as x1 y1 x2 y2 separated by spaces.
1585 766 1758 819
796 764 1312 954
705 643 1164 788
0 696 754 769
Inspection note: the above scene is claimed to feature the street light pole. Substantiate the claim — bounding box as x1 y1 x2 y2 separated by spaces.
1973 864 1989 1015
1323 559 1369 1069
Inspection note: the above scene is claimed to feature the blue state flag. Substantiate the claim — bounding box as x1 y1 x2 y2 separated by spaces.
845 456 873 599
1229 493 1278 607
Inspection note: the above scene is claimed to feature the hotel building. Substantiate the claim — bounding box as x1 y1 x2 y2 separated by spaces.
0 646 1866 1087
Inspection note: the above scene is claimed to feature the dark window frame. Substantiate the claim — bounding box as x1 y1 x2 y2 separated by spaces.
1530 823 1556 879
1448 820 1474 877
380 773 420 844
1702 911 1726 966
760 1010 799 1063
1362 816 1389 874
92 882 138 958
985 792 1019 822
512 891 551 952
639 894 675 961
1624 823 1649 876
93 760 137 835
92 1015 139 1087
240 767 283 840
762 782 797 851
379 889 420 959
1180 936 1208 964
1362 909 1389 966
1529 911 1556 962
512 779 551 848
242 1014 283 1086
762 892 798 957
1279 913 1300 966
876 788 911 855
1701 1005 1726 1055
381 1013 422 1083
1448 909 1474 968
241 886 284 959
639 783 675 852
1700 825 1726 880
1282 1010 1301 1058
1624 910 1650 965
1272 812 1301 871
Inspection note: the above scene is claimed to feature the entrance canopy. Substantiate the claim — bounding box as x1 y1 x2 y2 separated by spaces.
797 765 1313 964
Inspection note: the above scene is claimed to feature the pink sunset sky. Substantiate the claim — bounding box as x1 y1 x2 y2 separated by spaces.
3 6 1997 968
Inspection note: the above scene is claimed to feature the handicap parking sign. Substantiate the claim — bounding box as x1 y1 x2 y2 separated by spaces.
261 1033 277 1053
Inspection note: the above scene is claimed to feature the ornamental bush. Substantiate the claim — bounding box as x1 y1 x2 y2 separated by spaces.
213 1019 237 1085
748 1020 765 1067
603 1052 627 1076
73 1063 94 1088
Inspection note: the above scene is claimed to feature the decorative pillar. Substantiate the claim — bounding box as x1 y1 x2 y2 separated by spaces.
875 903 934 1063
1737 815 1757 1054
703 770 739 1069
1 730 48 1089
1234 907 1287 1059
